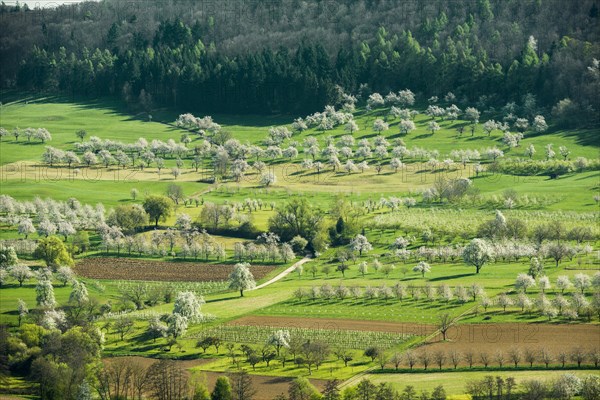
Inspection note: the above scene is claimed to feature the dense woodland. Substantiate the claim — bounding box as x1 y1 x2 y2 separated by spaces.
1 0 599 125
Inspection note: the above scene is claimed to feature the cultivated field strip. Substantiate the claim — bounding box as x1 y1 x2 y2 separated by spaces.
75 257 276 281
196 324 415 350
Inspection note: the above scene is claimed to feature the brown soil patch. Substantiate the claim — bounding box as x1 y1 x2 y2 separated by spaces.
227 315 437 336
425 323 600 355
103 356 327 399
75 257 275 282
103 355 214 369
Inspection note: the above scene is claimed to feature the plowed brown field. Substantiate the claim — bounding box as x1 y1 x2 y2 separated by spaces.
75 257 276 282
425 322 600 355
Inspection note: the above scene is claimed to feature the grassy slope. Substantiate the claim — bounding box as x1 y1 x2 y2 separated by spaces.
1 96 598 165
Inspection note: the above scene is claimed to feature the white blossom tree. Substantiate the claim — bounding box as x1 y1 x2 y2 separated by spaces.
343 160 357 174
373 119 389 134
36 277 57 308
514 118 529 132
260 172 277 187
83 151 98 167
463 238 494 274
167 312 188 339
173 291 205 321
399 119 416 135
345 120 359 135
58 221 76 240
280 243 295 263
389 158 403 173
17 299 28 326
497 293 513 312
556 275 572 294
483 120 498 136
545 144 556 160
37 220 57 237
525 143 536 159
229 262 256 297
355 146 372 160
592 272 600 291
532 115 548 133
42 147 65 166
10 264 32 287
413 261 431 278
397 89 415 107
573 273 591 294
18 218 35 239
69 280 89 306
175 213 192 231
34 128 52 143
486 148 504 161
350 234 372 256
267 330 290 356
515 273 536 293
516 293 533 312
427 121 440 135
367 93 385 109
464 107 480 134
55 266 75 286
538 276 551 294
64 151 80 168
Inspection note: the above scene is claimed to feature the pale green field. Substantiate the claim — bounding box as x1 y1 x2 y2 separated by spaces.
360 369 600 395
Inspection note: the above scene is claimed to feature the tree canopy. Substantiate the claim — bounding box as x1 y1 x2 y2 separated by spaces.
143 195 172 227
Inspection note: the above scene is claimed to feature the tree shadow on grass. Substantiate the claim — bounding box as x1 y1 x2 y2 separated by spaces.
429 273 473 282
205 295 241 303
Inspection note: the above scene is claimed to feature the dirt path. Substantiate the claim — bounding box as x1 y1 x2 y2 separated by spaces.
251 257 312 290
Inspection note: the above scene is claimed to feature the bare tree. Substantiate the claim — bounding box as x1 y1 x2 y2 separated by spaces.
390 353 403 371
494 351 505 368
146 359 189 400
96 359 133 400
557 351 568 368
570 347 586 368
464 350 475 368
419 350 431 370
229 369 256 400
437 313 454 341
524 348 537 367
509 348 521 368
449 350 461 369
540 348 553 368
405 350 416 370
433 350 446 370
377 350 388 370
479 352 490 368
